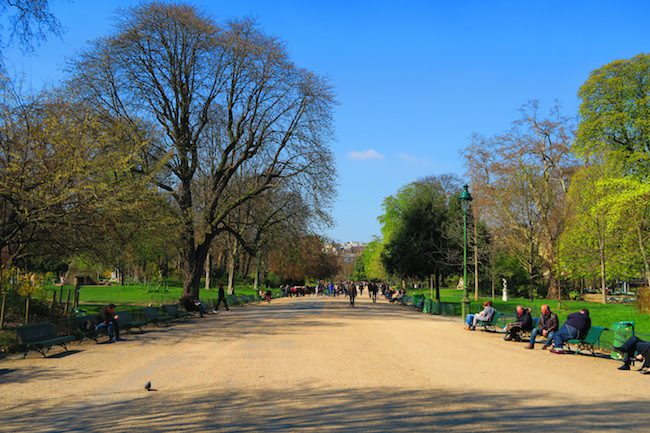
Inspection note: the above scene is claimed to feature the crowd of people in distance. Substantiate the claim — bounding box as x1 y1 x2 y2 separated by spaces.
465 302 650 374
283 280 400 307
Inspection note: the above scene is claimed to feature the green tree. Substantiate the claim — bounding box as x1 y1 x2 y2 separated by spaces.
576 53 650 175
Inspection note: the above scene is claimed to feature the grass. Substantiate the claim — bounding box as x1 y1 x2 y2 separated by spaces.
410 288 649 347
43 283 276 313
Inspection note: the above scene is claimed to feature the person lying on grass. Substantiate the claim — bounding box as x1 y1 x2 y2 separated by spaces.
465 300 495 331
613 336 650 374
550 309 591 354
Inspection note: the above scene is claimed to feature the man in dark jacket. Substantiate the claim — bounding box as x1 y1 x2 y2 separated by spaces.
613 336 650 372
349 282 357 307
213 283 229 312
504 305 533 341
551 309 591 354
525 304 558 349
95 303 120 342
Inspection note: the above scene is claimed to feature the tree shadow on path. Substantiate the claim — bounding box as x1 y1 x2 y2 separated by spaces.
2 386 646 433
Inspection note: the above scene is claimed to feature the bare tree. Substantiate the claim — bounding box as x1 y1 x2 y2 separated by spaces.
465 102 575 299
71 3 336 298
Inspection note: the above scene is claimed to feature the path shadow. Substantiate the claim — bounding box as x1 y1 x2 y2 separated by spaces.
46 350 82 359
1 386 646 432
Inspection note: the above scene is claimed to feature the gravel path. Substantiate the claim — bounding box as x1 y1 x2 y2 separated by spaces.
0 296 648 432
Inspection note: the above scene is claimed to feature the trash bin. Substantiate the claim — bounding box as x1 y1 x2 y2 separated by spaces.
611 321 635 360
423 299 432 314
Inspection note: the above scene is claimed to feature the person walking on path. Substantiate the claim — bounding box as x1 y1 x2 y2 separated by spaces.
213 283 230 312
349 282 357 307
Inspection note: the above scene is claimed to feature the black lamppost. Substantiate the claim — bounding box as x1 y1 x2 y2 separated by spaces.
460 184 473 318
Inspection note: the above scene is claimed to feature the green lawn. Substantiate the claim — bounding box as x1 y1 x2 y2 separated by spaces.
44 283 275 310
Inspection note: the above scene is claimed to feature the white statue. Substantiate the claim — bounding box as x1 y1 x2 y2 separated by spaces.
502 278 508 301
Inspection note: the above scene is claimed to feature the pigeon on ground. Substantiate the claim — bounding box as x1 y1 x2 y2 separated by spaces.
144 381 152 391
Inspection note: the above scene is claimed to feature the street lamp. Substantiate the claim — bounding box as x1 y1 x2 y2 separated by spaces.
459 184 473 319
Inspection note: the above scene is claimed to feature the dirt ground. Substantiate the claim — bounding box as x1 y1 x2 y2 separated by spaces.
0 296 648 432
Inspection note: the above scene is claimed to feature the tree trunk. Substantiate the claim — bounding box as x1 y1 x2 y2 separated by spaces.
253 251 261 290
434 271 440 301
636 225 650 286
205 253 211 291
599 241 607 304
473 215 479 301
227 241 239 295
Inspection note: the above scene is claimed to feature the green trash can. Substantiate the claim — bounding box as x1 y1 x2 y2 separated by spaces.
423 299 432 314
611 321 635 360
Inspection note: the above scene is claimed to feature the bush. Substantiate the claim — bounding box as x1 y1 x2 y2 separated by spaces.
636 287 650 314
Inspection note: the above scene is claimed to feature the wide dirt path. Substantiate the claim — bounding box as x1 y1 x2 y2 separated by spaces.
0 296 648 432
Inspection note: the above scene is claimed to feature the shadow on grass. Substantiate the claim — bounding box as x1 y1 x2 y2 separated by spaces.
2 386 647 433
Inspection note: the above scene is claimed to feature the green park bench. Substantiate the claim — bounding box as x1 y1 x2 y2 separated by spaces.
565 326 608 355
72 315 99 342
115 310 147 333
163 304 191 319
16 322 76 358
519 317 540 340
476 312 503 332
144 306 174 325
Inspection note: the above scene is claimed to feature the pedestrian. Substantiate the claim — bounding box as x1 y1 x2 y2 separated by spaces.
213 283 230 312
349 282 357 307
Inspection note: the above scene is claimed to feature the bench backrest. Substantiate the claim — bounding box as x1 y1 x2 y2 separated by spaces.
116 310 133 324
17 323 57 344
485 311 499 325
144 307 159 320
583 326 607 343
164 304 179 315
74 315 96 331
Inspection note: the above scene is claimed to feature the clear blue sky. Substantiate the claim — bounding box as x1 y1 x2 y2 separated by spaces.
4 1 650 242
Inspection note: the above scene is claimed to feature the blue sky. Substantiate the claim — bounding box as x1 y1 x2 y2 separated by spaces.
4 1 650 242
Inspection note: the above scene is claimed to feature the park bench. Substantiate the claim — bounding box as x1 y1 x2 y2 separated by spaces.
163 304 191 319
565 326 608 355
72 315 99 342
115 310 147 333
144 306 174 325
520 318 540 340
16 322 76 358
476 312 502 332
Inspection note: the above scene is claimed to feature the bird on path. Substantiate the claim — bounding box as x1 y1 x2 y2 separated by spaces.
144 381 152 391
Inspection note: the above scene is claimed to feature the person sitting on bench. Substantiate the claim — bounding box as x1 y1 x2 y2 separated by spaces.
550 309 591 354
503 305 533 341
525 304 558 349
613 336 650 373
181 297 207 317
95 303 121 342
465 300 495 330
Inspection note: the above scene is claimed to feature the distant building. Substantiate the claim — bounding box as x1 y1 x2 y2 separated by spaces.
324 241 366 278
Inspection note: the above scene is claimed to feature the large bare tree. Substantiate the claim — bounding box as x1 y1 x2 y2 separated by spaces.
465 102 575 299
71 3 335 298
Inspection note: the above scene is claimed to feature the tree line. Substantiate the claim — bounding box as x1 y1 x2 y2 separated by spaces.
0 2 338 300
356 54 650 303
